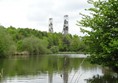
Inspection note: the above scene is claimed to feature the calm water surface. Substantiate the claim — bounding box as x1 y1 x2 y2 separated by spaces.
0 54 118 83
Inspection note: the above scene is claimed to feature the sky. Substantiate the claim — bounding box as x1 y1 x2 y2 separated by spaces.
0 0 92 36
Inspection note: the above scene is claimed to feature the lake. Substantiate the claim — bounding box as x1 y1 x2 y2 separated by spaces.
0 54 118 83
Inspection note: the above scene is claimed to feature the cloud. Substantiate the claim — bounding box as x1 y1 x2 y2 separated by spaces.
0 0 92 36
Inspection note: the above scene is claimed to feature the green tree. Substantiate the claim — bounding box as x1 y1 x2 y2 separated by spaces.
58 38 64 51
50 46 59 53
17 36 50 54
78 0 118 69
0 26 16 57
70 35 81 51
69 35 86 52
62 35 71 51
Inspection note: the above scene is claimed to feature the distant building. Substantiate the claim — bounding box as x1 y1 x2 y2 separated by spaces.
49 18 53 33
62 15 69 35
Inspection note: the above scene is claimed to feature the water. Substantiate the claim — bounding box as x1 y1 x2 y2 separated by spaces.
0 54 118 83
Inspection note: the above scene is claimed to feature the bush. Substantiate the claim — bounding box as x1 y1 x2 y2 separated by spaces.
50 46 59 53
17 36 50 54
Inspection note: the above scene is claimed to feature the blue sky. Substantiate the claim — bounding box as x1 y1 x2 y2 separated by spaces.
0 0 92 36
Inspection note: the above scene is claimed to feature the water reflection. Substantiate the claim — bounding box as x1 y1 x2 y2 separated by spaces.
62 56 69 83
85 68 118 83
0 54 117 83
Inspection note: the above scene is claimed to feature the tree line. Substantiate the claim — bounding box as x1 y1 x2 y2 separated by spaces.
0 25 86 57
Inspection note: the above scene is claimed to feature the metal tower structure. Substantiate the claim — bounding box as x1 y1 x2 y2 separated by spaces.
49 18 53 33
62 15 69 35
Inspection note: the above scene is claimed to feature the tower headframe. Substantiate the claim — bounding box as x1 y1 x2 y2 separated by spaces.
49 18 53 33
62 15 69 35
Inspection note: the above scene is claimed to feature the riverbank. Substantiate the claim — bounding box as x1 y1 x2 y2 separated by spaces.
58 51 86 54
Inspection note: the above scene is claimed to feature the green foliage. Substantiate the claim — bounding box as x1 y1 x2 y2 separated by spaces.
0 24 87 57
14 28 86 53
62 35 71 51
0 26 16 57
7 27 43 42
17 36 50 54
70 35 86 52
78 0 118 68
50 46 59 53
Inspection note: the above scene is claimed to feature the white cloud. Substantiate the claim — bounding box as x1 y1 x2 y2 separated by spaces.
0 0 92 36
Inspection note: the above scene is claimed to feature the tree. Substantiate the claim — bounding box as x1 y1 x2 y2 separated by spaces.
78 0 118 69
70 35 80 51
50 46 59 53
17 36 50 54
62 35 71 51
69 35 85 52
0 26 16 57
